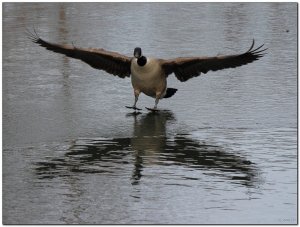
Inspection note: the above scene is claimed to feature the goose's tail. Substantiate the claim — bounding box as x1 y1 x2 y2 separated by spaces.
164 88 178 98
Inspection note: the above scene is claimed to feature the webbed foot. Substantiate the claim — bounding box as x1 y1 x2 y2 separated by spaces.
145 107 159 112
125 106 142 111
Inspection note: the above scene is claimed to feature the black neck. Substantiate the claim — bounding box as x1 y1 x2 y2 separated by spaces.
137 56 147 66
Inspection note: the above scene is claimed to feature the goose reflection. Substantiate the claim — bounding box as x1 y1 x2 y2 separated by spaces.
130 111 174 184
35 111 258 187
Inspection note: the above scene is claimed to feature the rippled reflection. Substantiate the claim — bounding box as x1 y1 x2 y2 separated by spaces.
35 111 258 187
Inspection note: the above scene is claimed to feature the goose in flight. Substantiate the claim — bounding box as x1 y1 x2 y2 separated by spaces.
27 30 267 111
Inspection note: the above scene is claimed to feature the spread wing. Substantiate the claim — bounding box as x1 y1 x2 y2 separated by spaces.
27 29 132 78
160 40 267 82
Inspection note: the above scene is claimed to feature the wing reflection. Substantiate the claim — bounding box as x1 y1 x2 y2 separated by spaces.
35 111 258 187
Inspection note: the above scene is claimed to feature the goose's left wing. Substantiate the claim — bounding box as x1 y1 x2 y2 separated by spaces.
27 30 132 78
160 40 267 82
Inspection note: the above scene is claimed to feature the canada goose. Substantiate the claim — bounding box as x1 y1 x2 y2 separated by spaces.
27 30 267 111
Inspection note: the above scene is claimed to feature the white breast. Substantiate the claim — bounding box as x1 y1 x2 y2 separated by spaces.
131 58 161 78
130 58 167 98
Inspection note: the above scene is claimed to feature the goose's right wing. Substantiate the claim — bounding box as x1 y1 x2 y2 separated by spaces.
27 30 132 78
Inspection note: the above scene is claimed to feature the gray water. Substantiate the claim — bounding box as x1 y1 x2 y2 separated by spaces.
3 3 297 224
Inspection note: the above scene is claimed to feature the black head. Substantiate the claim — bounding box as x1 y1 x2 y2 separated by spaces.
134 47 142 58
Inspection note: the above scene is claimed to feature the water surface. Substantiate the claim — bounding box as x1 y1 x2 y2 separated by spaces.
3 2 297 224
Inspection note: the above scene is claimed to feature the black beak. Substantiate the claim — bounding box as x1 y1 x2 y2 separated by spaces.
134 47 142 58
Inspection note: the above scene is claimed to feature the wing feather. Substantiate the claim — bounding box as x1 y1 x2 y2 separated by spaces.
160 40 267 82
27 29 132 78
